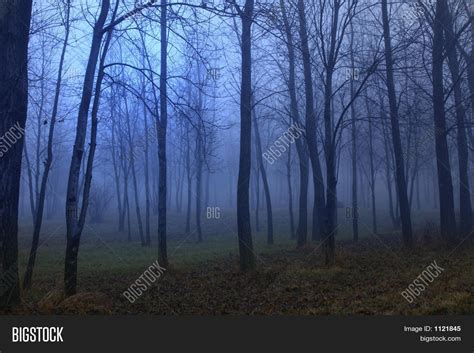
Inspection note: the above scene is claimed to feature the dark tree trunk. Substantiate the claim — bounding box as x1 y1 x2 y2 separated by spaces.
280 0 309 245
297 0 325 246
416 174 421 211
185 120 192 235
23 0 70 290
287 142 295 239
196 126 203 243
254 166 260 232
125 98 145 246
252 107 274 245
443 0 472 236
143 89 151 246
381 119 397 228
23 143 36 222
125 182 131 242
381 0 413 247
111 102 125 232
432 0 457 242
158 0 168 266
320 0 344 265
64 0 114 296
0 0 33 306
368 113 377 235
236 0 256 271
350 28 358 242
204 170 210 209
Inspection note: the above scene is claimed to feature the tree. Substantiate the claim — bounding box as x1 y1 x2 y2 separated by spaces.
252 101 274 245
64 0 117 296
235 0 256 271
23 0 71 290
0 0 33 306
431 0 457 242
158 0 169 266
443 0 472 236
381 0 413 247
296 0 325 246
350 24 358 241
280 0 309 244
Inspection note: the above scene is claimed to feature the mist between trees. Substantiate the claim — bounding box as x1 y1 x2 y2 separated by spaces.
0 0 473 308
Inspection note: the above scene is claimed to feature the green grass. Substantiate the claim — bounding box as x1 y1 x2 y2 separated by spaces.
6 207 472 315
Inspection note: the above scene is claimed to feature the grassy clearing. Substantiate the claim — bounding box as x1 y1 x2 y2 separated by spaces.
4 208 473 315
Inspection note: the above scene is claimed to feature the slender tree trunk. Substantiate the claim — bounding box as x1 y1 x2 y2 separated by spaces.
236 0 256 271
381 100 397 229
368 113 377 235
35 45 46 211
350 27 358 242
381 0 413 247
252 106 274 245
416 173 421 211
111 103 124 232
177 157 185 213
297 0 325 246
196 126 203 243
119 121 131 241
204 170 210 208
64 0 112 296
125 99 145 246
23 0 71 290
124 179 131 242
287 142 295 239
280 0 309 245
142 79 151 245
23 143 36 221
320 1 343 265
158 0 168 266
254 166 260 231
444 0 472 236
185 121 192 234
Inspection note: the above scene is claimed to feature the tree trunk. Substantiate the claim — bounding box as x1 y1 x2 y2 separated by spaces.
444 0 472 236
368 113 377 235
23 0 71 290
236 0 256 271
254 165 260 232
23 143 36 221
350 27 358 242
0 0 33 306
280 0 309 245
143 98 151 246
296 0 325 246
185 120 192 234
158 0 168 266
432 0 457 242
381 0 413 247
64 0 112 296
287 142 295 239
204 170 210 209
196 126 203 243
125 98 145 246
252 107 274 245
111 101 124 232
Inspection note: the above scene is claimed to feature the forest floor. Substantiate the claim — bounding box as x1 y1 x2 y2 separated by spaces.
2 209 474 315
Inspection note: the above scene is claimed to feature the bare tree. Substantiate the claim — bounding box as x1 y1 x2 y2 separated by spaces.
431 0 457 243
23 0 71 290
235 0 256 271
0 0 33 306
296 0 325 246
381 0 413 247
